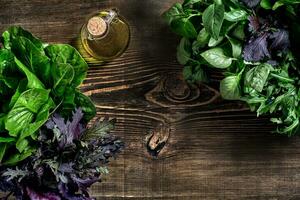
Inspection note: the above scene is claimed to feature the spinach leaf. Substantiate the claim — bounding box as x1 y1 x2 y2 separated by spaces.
202 1 225 40
5 88 52 137
45 44 88 87
2 26 44 50
11 36 51 84
74 90 96 122
51 63 75 98
14 57 45 89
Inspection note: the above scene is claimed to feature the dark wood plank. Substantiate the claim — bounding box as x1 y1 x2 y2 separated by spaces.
1 0 300 199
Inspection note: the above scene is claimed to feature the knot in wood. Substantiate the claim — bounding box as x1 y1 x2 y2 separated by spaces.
164 75 191 101
146 123 170 157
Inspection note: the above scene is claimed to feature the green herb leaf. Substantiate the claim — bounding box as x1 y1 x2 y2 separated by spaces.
177 38 192 65
45 44 88 87
220 75 241 100
170 18 198 38
245 64 272 92
202 1 225 40
200 48 234 68
224 9 248 22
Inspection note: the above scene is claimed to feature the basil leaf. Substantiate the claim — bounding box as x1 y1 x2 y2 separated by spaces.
224 9 248 22
162 3 183 25
260 0 273 9
0 143 8 162
208 36 224 47
177 38 191 65
196 28 210 47
202 1 225 40
227 37 242 58
245 64 272 92
200 48 233 68
170 18 197 38
183 0 202 6
220 75 241 100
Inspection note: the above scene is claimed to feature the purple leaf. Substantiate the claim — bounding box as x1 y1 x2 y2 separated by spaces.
243 34 271 62
46 108 85 149
248 16 260 33
71 176 99 191
240 0 261 8
67 108 84 141
26 187 61 200
269 29 290 52
58 183 94 200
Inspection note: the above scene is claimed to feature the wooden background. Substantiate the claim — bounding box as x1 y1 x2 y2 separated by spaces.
1 0 300 199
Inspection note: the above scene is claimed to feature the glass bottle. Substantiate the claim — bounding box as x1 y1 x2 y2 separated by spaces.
80 8 130 61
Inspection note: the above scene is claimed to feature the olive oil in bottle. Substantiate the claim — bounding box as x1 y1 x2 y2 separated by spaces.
80 9 130 61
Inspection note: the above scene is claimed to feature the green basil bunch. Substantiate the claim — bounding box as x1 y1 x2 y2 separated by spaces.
164 0 300 136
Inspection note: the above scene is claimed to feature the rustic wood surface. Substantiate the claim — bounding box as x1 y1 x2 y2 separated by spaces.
1 0 300 199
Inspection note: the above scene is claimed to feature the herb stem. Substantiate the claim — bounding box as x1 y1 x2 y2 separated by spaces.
270 73 295 83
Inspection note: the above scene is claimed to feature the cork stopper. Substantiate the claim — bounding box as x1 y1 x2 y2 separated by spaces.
87 16 107 37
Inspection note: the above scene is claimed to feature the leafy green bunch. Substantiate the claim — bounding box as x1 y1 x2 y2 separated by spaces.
163 0 300 136
163 0 250 83
0 27 96 165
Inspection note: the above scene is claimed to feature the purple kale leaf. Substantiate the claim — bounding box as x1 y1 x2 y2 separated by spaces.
26 187 61 200
243 34 271 62
46 108 85 149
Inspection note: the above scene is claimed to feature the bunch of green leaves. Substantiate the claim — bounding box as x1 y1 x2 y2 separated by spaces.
163 0 250 82
219 3 300 136
0 26 96 165
260 0 300 10
164 1 300 136
0 108 123 200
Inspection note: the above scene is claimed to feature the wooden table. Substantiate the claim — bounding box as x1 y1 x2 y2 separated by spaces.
1 0 300 199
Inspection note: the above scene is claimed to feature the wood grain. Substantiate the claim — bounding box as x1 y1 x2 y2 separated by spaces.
1 0 300 199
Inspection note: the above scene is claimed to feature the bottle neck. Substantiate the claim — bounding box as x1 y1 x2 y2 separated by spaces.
87 9 118 40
